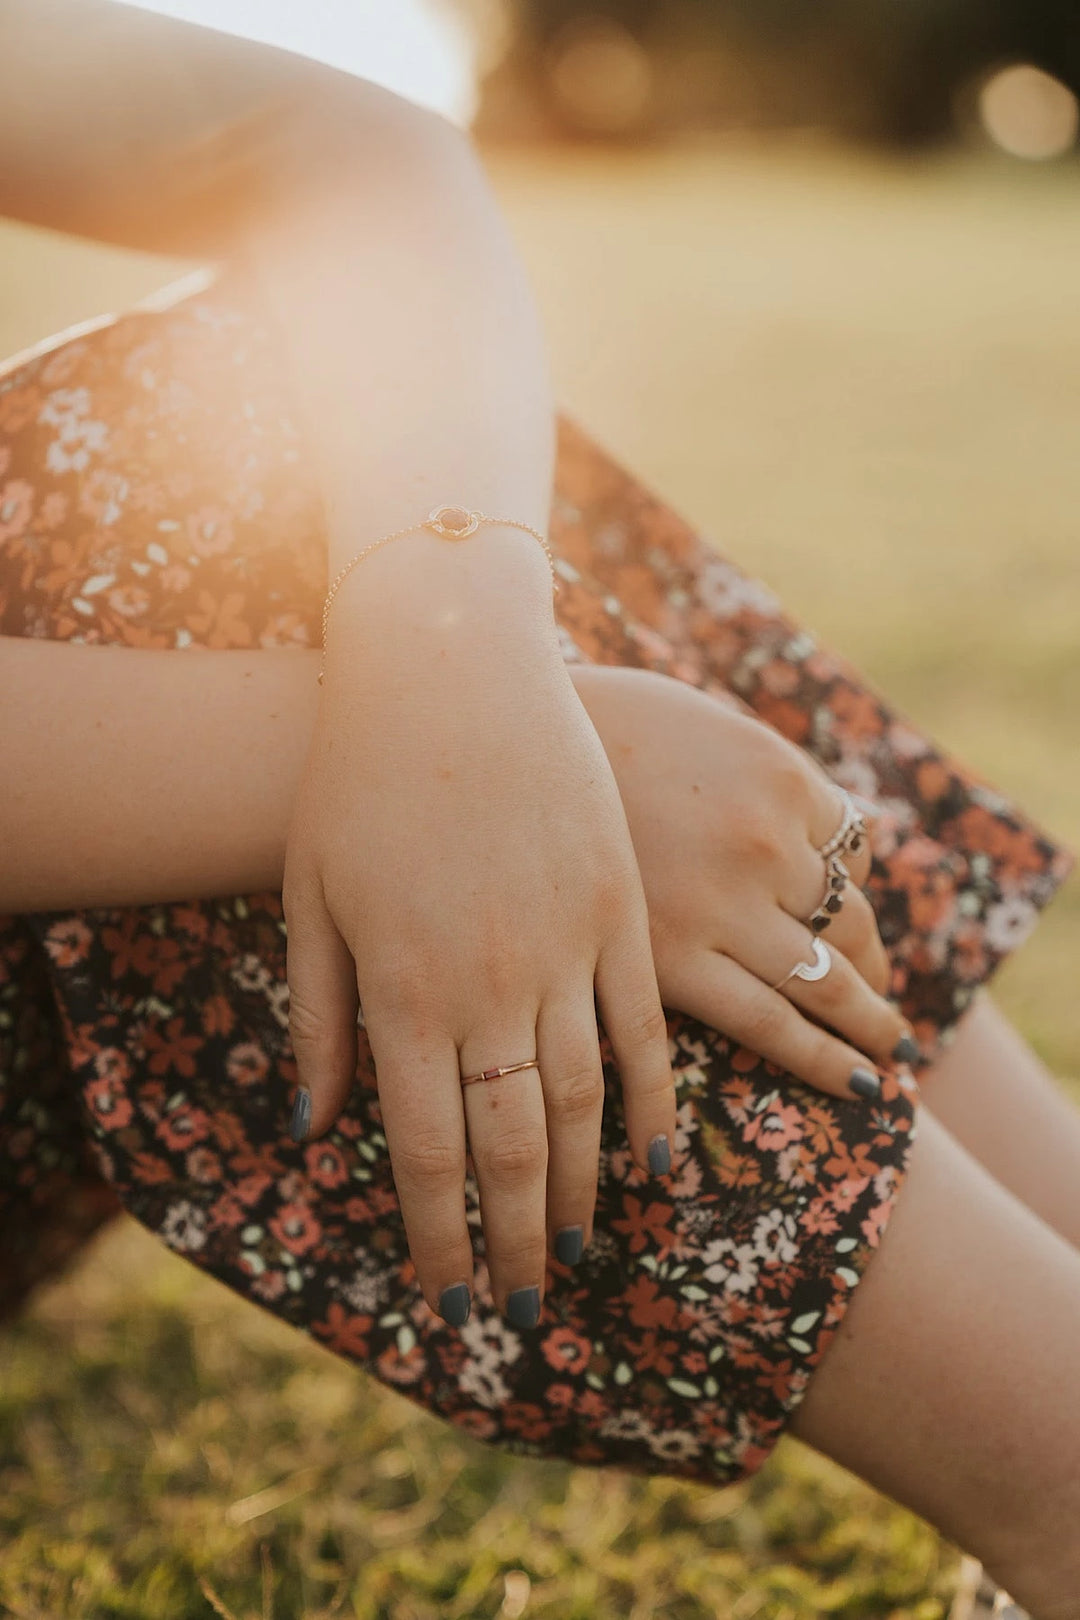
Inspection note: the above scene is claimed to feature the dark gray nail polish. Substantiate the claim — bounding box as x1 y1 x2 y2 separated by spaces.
554 1225 584 1267
648 1134 671 1176
892 1034 920 1066
849 1067 882 1101
437 1283 472 1327
505 1286 541 1329
289 1088 312 1142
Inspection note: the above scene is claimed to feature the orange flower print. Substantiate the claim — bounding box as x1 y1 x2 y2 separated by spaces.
304 1142 350 1190
611 1195 677 1256
38 490 68 529
541 1326 593 1375
186 505 235 558
156 1104 211 1153
107 584 150 619
743 1100 805 1155
375 1341 426 1388
0 380 41 431
268 1202 322 1257
144 1016 201 1078
225 1042 269 1088
313 1303 373 1358
84 1074 134 1132
43 917 93 969
187 589 253 648
622 1273 681 1331
202 994 236 1038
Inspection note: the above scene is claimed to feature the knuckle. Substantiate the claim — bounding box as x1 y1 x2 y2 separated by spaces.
739 998 788 1053
392 1134 462 1186
482 1132 547 1190
550 1063 605 1126
623 996 669 1050
287 990 345 1061
723 809 781 866
802 1022 838 1077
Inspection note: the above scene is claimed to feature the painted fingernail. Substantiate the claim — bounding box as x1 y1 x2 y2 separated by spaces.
289 1088 312 1142
505 1286 541 1329
437 1283 472 1327
648 1134 671 1176
849 1067 882 1101
554 1225 584 1267
892 1034 920 1065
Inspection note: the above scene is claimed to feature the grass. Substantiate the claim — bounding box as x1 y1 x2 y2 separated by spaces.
1 133 1078 1614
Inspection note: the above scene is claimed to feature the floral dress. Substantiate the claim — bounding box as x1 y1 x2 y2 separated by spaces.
0 268 1071 1486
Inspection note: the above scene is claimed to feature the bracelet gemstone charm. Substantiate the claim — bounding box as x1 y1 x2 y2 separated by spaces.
316 503 559 684
426 505 480 539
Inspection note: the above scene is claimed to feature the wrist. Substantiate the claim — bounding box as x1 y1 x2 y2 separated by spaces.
322 520 559 672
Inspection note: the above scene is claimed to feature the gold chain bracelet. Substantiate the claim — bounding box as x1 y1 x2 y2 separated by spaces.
317 504 560 684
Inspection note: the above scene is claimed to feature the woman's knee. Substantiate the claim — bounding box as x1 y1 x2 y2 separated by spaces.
787 1106 1080 1612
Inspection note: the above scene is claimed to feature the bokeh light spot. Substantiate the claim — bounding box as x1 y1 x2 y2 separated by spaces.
978 63 1079 161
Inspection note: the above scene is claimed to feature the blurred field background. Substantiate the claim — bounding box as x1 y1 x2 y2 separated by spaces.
2 1 1079 1613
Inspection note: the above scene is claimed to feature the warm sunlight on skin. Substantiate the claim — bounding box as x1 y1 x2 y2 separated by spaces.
115 0 478 123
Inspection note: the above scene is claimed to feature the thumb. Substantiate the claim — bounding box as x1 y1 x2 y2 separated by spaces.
283 870 360 1141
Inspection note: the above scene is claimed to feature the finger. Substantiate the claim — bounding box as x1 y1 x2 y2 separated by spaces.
460 1022 549 1327
781 846 887 990
808 781 873 887
365 1015 474 1326
594 921 677 1179
536 993 605 1267
665 948 887 1104
777 929 911 1067
283 870 359 1141
820 884 892 998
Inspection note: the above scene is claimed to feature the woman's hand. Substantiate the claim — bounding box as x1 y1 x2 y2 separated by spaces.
283 538 676 1329
569 664 916 1100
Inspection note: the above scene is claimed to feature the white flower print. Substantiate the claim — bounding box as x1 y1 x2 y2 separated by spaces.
39 386 109 474
647 1428 702 1464
232 953 273 996
983 895 1038 954
340 1262 389 1314
160 1200 208 1253
598 1409 653 1444
696 557 780 621
701 1237 759 1295
460 1313 523 1371
751 1208 799 1266
458 1359 511 1411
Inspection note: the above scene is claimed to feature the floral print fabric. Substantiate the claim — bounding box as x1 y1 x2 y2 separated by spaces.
0 270 1071 1485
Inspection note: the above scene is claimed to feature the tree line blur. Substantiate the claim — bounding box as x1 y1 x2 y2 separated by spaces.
469 0 1080 146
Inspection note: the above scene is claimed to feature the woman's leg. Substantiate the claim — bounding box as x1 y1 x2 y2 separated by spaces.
789 1104 1080 1620
920 995 1080 1252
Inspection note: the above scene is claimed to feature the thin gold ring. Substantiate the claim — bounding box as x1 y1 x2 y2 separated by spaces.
460 1058 540 1090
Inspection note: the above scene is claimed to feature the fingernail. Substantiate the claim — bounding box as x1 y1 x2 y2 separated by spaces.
849 1067 882 1101
437 1282 472 1327
892 1034 920 1065
289 1088 312 1142
648 1134 671 1176
505 1286 541 1329
554 1225 584 1267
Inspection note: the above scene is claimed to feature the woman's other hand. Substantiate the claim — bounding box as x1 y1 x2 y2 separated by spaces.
570 665 916 1101
283 535 676 1330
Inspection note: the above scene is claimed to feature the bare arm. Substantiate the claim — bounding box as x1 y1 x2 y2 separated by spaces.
1 638 318 911
0 0 556 574
0 0 446 257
